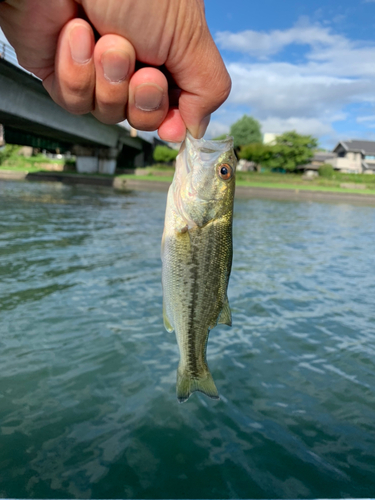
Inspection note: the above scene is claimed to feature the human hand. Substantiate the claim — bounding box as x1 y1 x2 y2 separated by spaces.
0 0 231 142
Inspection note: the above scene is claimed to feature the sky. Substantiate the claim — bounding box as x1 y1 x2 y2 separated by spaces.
204 0 375 148
3 0 375 149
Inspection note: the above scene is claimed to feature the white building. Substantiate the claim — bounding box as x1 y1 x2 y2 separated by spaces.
331 140 375 174
263 133 279 145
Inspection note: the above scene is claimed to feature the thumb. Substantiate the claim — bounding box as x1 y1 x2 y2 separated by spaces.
166 7 231 138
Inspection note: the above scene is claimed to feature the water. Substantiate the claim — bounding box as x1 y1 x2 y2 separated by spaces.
0 180 375 499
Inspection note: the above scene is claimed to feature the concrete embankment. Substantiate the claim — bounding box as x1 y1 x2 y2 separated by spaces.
1 169 375 205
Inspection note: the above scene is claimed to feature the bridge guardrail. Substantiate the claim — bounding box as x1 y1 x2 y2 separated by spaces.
0 41 19 66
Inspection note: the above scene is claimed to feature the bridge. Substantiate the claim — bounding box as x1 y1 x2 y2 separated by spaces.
0 41 157 173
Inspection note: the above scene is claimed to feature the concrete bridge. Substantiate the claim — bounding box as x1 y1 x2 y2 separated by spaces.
0 42 157 173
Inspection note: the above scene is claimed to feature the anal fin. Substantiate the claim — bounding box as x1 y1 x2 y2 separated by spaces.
217 297 232 326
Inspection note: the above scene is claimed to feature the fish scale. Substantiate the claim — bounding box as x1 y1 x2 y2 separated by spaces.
161 132 236 403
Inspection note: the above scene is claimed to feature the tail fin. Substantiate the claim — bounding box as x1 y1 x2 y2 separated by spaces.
176 367 219 403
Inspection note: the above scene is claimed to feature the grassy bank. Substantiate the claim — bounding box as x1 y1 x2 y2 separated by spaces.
2 156 375 196
0 145 68 171
117 166 375 196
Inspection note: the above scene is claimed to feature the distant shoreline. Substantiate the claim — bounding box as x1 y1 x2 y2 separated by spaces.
1 169 375 205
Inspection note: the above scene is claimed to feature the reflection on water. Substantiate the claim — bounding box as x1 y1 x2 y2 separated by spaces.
0 180 375 499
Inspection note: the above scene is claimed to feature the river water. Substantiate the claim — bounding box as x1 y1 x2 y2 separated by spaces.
0 180 375 499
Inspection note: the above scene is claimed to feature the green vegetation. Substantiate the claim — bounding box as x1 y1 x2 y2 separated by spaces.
239 131 318 172
0 144 66 170
239 143 274 165
230 115 262 149
0 144 22 165
120 164 375 192
235 169 375 191
272 131 317 171
2 137 375 198
118 170 375 195
319 163 335 178
153 145 178 163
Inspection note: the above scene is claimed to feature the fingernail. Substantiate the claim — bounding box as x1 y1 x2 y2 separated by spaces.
101 49 130 83
190 115 211 139
69 25 93 64
134 83 164 111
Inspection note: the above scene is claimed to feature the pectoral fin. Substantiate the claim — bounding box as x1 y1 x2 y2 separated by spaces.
163 302 174 333
217 297 232 327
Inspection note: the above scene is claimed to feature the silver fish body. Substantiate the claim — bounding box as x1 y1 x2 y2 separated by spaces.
161 133 236 403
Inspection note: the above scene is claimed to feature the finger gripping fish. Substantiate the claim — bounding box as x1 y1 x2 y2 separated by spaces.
161 132 236 403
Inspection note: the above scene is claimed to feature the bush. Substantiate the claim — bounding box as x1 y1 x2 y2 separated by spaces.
0 144 21 165
153 145 178 163
319 163 335 178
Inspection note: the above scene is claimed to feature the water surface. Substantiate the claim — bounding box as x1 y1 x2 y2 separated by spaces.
0 180 375 498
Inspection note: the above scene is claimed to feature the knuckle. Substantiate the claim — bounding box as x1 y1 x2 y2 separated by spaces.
63 97 93 115
93 111 125 125
66 76 93 96
214 71 232 104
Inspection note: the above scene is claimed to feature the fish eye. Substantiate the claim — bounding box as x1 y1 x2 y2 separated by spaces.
217 163 233 181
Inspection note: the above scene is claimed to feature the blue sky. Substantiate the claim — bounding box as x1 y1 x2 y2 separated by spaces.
3 1 375 149
204 0 375 149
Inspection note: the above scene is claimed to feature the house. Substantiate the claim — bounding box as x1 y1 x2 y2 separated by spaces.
331 140 375 174
301 151 337 171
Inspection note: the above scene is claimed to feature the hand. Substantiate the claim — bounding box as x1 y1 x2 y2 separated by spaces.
0 0 231 142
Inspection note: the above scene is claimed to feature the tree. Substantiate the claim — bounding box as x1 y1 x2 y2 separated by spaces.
153 145 178 163
239 143 274 165
230 115 262 149
269 131 318 172
239 130 318 172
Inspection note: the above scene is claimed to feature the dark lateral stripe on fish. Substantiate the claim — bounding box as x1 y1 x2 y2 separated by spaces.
187 234 200 378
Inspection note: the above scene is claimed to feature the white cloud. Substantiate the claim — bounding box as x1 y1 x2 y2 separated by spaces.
206 120 230 139
259 116 333 136
226 61 374 121
356 115 375 123
214 19 375 146
216 18 345 59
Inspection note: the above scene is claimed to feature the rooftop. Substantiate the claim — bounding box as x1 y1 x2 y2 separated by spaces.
334 139 375 155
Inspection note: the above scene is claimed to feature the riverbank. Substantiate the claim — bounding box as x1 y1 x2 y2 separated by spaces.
1 168 375 205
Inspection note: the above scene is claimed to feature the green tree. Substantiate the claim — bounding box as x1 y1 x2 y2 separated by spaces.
153 145 178 163
230 115 262 149
239 142 274 165
269 131 318 172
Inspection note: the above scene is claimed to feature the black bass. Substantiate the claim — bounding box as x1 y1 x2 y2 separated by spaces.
161 132 236 403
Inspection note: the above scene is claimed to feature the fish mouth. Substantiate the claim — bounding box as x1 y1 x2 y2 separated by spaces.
185 131 234 152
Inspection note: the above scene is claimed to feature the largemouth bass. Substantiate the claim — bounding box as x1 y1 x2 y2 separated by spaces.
161 132 236 403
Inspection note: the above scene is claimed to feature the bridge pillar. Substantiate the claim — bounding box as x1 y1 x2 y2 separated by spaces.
73 145 119 175
98 147 119 175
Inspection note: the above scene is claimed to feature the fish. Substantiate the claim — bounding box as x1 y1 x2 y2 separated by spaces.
161 132 236 403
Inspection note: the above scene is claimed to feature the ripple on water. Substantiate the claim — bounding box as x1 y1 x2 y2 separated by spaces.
0 181 375 498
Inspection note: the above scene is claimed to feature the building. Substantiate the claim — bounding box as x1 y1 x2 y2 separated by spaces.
263 133 278 145
331 140 375 174
308 151 337 170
